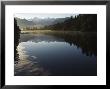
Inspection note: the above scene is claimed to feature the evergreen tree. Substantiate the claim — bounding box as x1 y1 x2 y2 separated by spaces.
43 14 97 32
14 18 21 63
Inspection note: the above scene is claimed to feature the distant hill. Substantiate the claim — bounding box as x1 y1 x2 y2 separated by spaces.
15 17 36 29
29 17 68 26
15 17 68 30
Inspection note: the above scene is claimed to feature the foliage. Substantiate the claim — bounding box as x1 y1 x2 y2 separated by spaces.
14 18 21 63
43 14 97 32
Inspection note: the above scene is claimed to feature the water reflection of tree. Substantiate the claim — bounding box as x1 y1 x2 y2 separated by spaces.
44 31 97 56
14 18 21 64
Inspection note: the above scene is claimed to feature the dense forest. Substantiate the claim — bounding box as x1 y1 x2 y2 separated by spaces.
43 14 97 32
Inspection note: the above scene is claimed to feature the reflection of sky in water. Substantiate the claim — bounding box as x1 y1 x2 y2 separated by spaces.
15 35 97 76
14 42 50 76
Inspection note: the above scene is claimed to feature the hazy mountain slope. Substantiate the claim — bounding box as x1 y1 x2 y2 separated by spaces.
15 17 36 29
15 17 69 29
30 17 69 26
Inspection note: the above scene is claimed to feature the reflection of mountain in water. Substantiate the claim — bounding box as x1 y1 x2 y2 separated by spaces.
19 33 64 43
15 31 97 76
44 31 97 56
19 31 97 56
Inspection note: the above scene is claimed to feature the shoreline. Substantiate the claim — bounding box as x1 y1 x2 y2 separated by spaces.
21 30 97 34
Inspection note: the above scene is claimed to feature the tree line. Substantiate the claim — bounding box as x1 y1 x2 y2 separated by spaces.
43 14 97 32
22 27 38 30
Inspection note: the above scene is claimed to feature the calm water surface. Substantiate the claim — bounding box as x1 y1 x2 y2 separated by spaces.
14 31 97 76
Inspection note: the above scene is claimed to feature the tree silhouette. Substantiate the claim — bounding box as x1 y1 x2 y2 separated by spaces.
43 14 97 32
14 18 21 63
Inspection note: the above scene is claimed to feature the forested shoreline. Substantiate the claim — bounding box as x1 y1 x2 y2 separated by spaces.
16 14 97 32
43 14 97 32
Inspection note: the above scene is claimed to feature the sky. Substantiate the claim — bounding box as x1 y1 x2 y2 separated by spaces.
14 13 78 19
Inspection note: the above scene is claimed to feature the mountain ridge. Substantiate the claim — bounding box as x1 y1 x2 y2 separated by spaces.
15 17 68 30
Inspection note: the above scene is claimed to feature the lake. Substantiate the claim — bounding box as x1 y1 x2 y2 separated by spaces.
14 31 97 76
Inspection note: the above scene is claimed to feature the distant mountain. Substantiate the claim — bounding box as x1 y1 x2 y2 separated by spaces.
30 17 69 26
15 17 68 30
52 17 70 24
30 17 55 26
30 17 68 26
15 17 36 29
